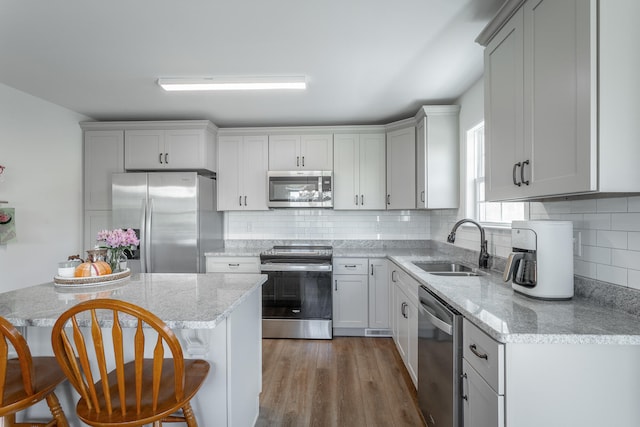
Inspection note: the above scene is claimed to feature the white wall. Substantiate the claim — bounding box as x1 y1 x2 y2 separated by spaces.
0 83 88 292
226 209 430 240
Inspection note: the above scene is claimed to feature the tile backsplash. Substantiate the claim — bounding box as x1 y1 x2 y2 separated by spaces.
225 209 430 240
430 195 640 291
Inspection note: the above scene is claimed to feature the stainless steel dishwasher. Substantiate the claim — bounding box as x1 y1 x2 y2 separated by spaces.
418 285 462 427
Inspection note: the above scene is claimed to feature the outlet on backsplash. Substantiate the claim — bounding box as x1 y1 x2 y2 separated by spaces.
573 231 582 258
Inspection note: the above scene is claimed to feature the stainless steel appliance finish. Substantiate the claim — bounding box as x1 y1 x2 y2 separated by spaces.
267 171 332 208
261 245 333 339
418 285 462 427
112 172 222 274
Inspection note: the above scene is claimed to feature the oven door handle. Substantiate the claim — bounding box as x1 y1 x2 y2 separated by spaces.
260 263 333 272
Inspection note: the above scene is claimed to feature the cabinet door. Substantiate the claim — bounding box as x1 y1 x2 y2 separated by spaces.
406 299 418 386
484 9 524 201
368 259 389 329
358 133 386 210
241 135 269 210
217 136 243 211
523 0 594 196
84 130 124 210
333 134 359 210
268 135 300 170
333 275 368 328
124 130 165 170
462 360 505 427
300 134 333 170
386 127 416 209
394 283 409 361
164 129 206 170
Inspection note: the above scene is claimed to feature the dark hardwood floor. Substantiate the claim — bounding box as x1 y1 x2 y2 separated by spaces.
256 337 426 427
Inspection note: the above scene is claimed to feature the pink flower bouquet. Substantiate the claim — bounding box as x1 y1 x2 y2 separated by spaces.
96 228 140 272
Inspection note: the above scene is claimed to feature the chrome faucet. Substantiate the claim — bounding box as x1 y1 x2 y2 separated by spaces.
447 219 490 269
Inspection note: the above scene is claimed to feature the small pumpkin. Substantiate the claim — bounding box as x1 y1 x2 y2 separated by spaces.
74 249 112 277
75 260 112 277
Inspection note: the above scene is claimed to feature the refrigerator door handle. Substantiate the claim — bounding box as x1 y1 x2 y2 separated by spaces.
139 199 147 273
146 198 153 273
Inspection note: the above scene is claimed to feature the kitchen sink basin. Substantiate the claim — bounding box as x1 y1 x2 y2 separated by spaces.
412 261 484 277
412 262 473 272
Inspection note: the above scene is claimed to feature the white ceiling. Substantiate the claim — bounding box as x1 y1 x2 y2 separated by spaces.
0 0 503 127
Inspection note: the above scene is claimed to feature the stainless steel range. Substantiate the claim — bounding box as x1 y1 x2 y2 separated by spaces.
260 245 333 339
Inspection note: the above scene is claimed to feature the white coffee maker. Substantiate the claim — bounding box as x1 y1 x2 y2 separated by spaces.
503 220 574 300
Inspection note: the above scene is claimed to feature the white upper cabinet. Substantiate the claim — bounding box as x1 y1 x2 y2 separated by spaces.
333 133 386 210
386 126 416 210
268 134 333 171
124 122 216 173
83 130 124 210
217 135 268 211
479 0 640 200
415 106 460 209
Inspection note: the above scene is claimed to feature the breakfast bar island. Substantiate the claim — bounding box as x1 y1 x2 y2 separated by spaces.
0 272 267 427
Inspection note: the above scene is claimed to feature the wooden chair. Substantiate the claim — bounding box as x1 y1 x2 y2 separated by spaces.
51 299 210 427
0 316 69 427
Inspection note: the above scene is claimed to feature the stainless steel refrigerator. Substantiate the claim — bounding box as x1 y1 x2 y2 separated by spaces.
111 172 222 273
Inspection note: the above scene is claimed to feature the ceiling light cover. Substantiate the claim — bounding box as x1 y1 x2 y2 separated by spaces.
158 76 307 91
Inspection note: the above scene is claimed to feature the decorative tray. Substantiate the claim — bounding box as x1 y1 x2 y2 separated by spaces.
53 268 131 287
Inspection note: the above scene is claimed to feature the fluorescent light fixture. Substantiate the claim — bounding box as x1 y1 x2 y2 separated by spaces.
157 76 307 91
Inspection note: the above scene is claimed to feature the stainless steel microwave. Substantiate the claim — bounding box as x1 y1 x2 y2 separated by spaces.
267 171 333 208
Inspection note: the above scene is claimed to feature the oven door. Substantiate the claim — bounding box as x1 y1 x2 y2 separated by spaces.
261 267 333 339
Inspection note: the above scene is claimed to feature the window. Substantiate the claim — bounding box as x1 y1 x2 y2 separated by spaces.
465 122 528 225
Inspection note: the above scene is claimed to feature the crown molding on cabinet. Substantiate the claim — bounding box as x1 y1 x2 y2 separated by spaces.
79 120 218 133
475 0 527 46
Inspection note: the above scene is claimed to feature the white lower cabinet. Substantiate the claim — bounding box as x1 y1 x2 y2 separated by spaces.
333 258 369 329
368 259 390 329
205 256 260 273
390 265 418 387
462 359 504 427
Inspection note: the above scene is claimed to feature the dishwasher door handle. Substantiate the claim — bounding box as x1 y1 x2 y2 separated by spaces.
420 304 453 335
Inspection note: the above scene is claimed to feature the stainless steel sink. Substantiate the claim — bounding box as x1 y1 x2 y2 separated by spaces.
412 261 484 277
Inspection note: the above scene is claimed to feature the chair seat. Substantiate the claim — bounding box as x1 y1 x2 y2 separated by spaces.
76 358 210 426
0 356 67 417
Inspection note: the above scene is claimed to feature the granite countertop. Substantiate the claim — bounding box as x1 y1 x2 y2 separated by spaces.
204 248 267 257
0 273 267 330
389 255 640 345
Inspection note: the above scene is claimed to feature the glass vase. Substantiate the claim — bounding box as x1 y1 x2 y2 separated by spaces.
107 248 126 273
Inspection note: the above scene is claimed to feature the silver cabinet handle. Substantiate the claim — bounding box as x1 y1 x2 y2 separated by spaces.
371 264 374 276
335 279 338 291
244 195 247 206
355 195 359 206
513 162 522 186
159 153 163 164
401 302 408 318
461 373 468 401
391 270 397 282
387 194 391 205
239 196 242 206
360 194 364 205
469 344 488 360
302 156 305 167
344 265 357 268
521 159 530 185
421 190 425 202
228 263 240 267
296 156 300 167
164 153 168 164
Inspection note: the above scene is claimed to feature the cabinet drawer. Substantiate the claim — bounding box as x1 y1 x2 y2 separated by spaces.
390 265 419 305
206 256 260 273
463 319 504 394
333 258 368 275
